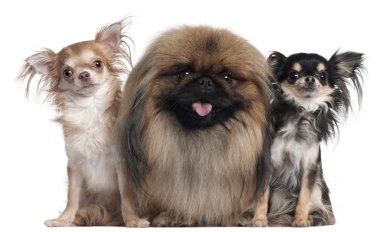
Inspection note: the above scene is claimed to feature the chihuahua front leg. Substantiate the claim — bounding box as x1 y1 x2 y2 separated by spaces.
44 162 82 227
116 166 150 227
292 171 313 227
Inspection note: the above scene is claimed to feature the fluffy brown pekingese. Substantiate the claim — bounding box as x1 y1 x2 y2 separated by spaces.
117 26 273 226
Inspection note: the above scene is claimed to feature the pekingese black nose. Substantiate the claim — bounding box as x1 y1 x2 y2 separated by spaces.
78 71 91 82
198 77 214 90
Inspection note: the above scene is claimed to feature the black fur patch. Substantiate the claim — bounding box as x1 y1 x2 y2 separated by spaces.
120 89 147 189
253 120 272 200
307 163 320 190
163 77 245 129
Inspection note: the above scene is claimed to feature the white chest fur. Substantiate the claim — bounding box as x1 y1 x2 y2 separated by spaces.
59 83 118 192
61 85 115 158
80 155 118 192
271 118 319 171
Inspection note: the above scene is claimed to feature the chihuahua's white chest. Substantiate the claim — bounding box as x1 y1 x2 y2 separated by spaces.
271 117 319 170
60 89 118 191
63 96 111 157
81 155 118 191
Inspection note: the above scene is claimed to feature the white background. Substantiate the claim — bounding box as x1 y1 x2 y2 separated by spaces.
0 0 379 231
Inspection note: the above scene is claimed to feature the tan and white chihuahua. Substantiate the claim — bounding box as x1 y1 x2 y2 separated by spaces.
18 19 149 227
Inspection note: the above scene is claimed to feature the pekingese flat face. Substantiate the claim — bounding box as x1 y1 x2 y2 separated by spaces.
161 64 242 128
147 26 269 128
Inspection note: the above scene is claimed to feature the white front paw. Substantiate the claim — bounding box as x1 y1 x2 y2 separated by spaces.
44 218 74 227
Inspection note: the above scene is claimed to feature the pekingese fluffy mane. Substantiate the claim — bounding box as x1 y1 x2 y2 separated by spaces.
117 26 272 226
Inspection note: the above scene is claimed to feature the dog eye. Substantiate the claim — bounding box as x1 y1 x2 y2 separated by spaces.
63 68 73 78
289 71 299 81
93 60 102 69
222 73 233 84
177 70 191 80
319 71 328 83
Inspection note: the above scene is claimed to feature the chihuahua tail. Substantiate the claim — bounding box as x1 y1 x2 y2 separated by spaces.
74 204 123 226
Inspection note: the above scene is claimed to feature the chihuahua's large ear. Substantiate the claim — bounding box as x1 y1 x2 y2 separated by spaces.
95 19 133 69
25 50 56 75
329 51 365 101
329 51 364 78
96 21 123 54
267 52 287 80
18 49 57 97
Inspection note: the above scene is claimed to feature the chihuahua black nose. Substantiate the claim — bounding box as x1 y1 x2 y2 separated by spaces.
78 71 90 82
305 76 316 85
198 77 214 90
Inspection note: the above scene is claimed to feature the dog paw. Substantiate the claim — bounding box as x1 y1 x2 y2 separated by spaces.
292 217 312 227
126 217 150 227
152 213 171 227
44 218 74 227
248 217 268 227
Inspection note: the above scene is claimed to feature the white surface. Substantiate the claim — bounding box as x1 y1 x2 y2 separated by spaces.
0 0 378 231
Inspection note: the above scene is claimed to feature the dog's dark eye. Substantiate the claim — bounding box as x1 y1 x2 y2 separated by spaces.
177 70 191 80
222 73 233 84
289 71 299 82
319 71 328 84
93 60 102 69
63 68 73 78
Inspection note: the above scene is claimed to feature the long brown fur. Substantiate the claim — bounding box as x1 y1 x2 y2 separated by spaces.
117 26 272 226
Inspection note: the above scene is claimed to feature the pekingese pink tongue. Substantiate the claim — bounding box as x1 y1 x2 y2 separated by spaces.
192 102 212 117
